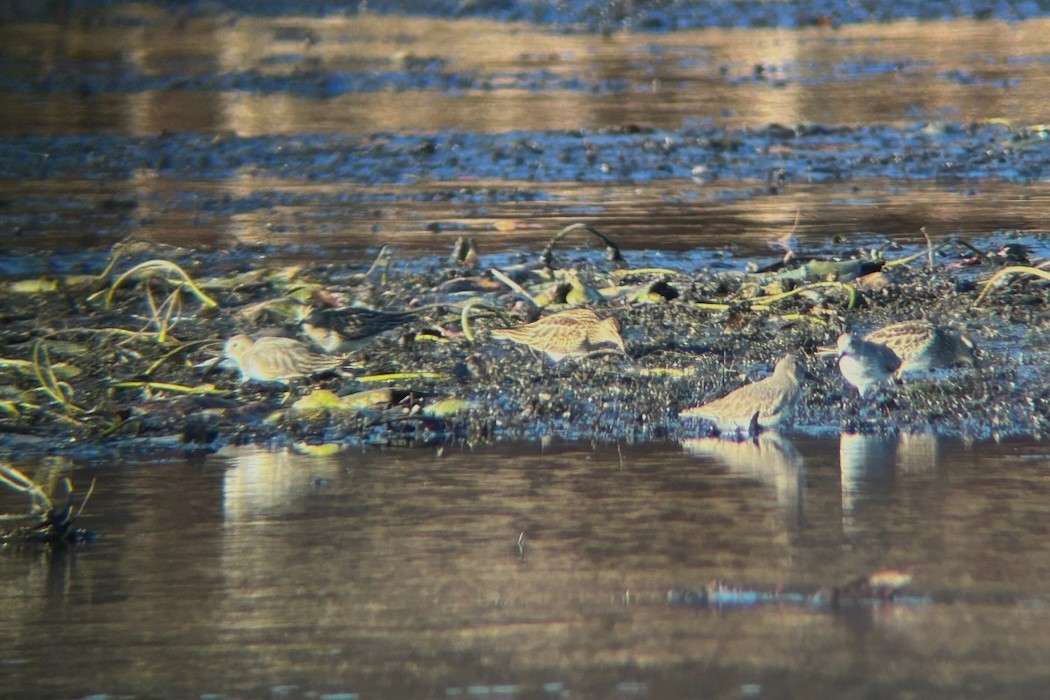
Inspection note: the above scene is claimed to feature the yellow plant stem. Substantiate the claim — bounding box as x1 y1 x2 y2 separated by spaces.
97 259 219 309
355 372 447 383
112 381 231 396
973 265 1050 306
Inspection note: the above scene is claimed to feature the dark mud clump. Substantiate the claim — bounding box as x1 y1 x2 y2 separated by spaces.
0 228 1048 460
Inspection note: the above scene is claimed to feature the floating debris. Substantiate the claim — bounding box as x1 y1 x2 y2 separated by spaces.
0 464 96 546
668 569 919 611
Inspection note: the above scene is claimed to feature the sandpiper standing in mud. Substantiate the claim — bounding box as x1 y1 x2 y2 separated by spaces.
489 308 626 362
299 306 416 354
681 354 805 433
223 334 344 384
835 333 901 398
863 320 976 374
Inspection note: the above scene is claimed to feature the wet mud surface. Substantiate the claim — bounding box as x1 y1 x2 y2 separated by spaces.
2 122 1047 185
0 228 1048 460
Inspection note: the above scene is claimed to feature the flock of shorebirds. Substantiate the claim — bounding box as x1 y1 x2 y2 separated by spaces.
221 305 976 436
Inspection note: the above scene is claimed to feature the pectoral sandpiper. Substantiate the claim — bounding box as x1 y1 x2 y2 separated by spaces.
863 320 975 374
489 308 625 362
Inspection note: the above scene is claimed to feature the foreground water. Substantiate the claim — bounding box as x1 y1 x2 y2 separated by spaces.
2 436 1050 698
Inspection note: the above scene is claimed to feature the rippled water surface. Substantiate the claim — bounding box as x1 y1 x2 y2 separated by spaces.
2 11 1050 258
3 437 1050 698
4 14 1050 135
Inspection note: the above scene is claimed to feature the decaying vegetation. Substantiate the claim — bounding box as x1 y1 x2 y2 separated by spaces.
0 463 95 545
0 223 1048 459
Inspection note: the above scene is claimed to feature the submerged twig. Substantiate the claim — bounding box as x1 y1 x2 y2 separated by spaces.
111 381 231 396
343 245 394 287
73 478 96 521
749 281 858 309
144 339 220 377
609 267 680 280
460 299 515 343
0 356 80 380
145 284 184 343
488 268 538 309
0 464 52 512
0 465 97 545
920 226 935 271
355 372 448 383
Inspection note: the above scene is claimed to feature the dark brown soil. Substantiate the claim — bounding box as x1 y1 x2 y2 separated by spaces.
0 231 1046 460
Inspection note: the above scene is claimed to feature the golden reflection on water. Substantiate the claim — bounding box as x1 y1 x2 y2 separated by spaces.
4 438 1050 695
3 14 1050 135
220 446 345 521
5 174 1045 258
681 432 803 524
2 11 1049 258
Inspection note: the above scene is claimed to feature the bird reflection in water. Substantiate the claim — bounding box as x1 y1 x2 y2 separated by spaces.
839 432 942 534
220 446 344 523
682 432 804 523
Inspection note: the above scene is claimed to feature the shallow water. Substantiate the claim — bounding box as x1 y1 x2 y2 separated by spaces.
4 176 1050 267
2 11 1050 260
4 14 1050 135
3 436 1050 698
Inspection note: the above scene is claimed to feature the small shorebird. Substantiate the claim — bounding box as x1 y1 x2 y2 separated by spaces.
863 320 975 374
489 308 626 362
300 306 416 354
836 333 901 398
680 354 805 433
223 334 344 384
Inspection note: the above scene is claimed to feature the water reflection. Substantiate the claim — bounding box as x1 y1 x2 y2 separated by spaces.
5 173 1048 263
3 438 1050 697
4 11 1050 258
4 15 1050 135
839 433 898 534
838 432 943 535
0 456 75 517
681 433 804 525
220 446 345 522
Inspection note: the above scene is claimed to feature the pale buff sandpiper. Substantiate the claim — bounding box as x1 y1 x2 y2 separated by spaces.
223 334 344 384
489 308 626 362
680 354 805 433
